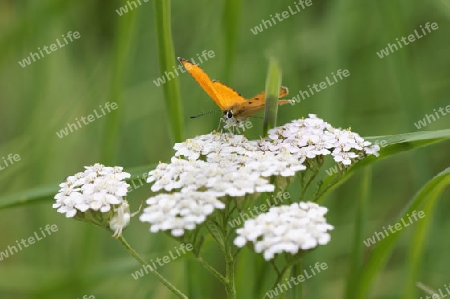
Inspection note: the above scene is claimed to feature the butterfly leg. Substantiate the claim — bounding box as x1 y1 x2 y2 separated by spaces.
217 117 224 133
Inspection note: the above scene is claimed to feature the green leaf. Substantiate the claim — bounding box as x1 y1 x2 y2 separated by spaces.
344 167 371 299
402 175 444 298
154 0 184 143
221 0 241 82
262 58 282 136
355 167 450 298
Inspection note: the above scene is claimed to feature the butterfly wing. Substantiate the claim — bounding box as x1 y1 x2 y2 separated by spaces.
233 86 291 120
212 80 247 110
178 58 227 110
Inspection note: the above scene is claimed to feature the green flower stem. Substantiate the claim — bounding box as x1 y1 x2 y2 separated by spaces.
291 262 303 299
267 266 291 299
314 171 344 203
196 256 227 285
300 167 320 201
206 220 226 252
224 241 237 299
266 253 305 298
117 235 188 299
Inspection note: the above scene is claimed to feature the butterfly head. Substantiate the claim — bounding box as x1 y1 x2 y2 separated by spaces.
222 109 246 129
223 110 234 120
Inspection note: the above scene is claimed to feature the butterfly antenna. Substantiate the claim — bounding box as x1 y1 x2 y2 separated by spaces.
189 110 220 119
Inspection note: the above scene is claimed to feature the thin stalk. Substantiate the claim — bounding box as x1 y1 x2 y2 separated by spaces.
196 256 227 285
117 235 188 299
291 262 302 299
224 241 237 299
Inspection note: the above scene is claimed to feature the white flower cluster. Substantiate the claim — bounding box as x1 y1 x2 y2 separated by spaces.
234 202 334 260
139 191 226 237
148 158 276 197
149 133 306 195
142 115 378 237
141 133 307 236
53 163 130 218
260 114 380 165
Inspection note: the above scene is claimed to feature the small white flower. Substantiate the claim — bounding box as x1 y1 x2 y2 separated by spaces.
140 191 225 237
234 202 334 260
332 149 360 165
364 144 381 156
110 201 132 238
53 163 130 218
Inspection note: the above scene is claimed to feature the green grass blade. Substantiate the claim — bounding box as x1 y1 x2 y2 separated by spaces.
378 0 433 186
102 1 137 164
344 167 371 299
355 167 450 298
221 0 241 82
402 180 442 299
154 0 184 143
262 58 282 136
316 129 450 203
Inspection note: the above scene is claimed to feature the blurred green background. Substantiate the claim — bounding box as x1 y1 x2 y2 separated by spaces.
1 0 449 298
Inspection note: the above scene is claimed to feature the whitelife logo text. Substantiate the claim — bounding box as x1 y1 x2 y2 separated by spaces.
18 31 81 68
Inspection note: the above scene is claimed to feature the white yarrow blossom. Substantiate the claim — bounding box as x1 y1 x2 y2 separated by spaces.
147 133 307 199
143 115 377 237
260 114 380 165
53 163 133 235
140 191 225 237
234 202 334 260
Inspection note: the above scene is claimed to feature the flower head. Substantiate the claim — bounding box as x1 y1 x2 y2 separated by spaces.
139 191 225 237
54 163 131 217
260 114 380 165
148 133 306 199
144 115 377 238
53 163 133 237
234 202 334 260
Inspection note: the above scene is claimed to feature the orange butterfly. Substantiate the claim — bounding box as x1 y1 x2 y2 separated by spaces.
178 57 292 127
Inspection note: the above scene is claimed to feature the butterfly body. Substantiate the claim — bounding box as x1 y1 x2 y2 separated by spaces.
178 58 291 127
